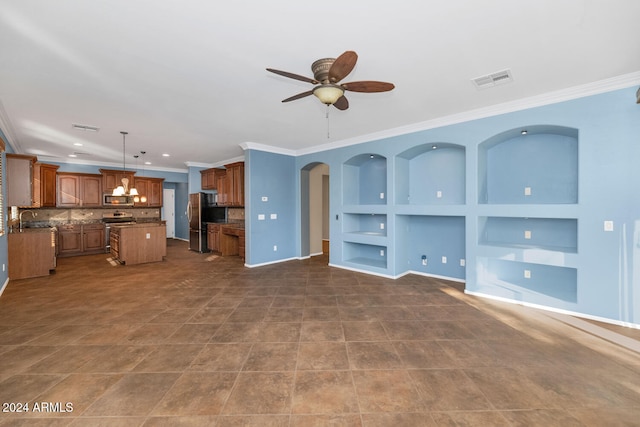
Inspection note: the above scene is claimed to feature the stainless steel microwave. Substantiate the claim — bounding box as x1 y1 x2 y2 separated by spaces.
103 194 134 206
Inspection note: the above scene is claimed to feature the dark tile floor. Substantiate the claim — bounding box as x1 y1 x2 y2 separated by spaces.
1 239 639 426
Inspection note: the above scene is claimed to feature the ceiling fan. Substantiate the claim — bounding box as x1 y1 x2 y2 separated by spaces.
266 51 395 110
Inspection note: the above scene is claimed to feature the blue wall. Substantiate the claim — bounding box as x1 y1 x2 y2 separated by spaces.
245 149 297 265
243 85 640 326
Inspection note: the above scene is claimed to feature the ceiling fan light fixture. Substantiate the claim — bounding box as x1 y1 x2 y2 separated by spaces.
313 84 344 105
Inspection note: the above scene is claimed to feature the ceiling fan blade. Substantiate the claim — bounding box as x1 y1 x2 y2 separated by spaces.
282 90 314 103
342 81 395 93
266 68 318 84
333 95 349 110
328 51 358 83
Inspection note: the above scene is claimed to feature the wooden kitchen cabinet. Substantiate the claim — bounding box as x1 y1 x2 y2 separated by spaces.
57 173 103 207
58 224 83 256
207 223 221 252
8 228 57 279
100 168 136 194
33 162 59 208
216 170 228 205
58 223 105 257
224 162 244 206
83 223 106 254
6 153 37 207
200 168 217 190
133 177 164 207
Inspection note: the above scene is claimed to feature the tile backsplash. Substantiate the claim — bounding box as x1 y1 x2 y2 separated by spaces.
16 207 161 226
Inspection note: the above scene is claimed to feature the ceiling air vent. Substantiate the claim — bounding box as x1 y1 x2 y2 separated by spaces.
472 69 513 89
72 123 99 132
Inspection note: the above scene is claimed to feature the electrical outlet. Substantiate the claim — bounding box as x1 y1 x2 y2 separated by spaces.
261 196 268 202
270 213 277 219
460 259 465 267
524 230 532 239
258 214 265 220
380 249 385 257
436 190 442 198
604 221 614 231
524 269 531 279
524 186 532 196
441 256 447 264
273 245 277 251
380 223 385 230
379 192 385 199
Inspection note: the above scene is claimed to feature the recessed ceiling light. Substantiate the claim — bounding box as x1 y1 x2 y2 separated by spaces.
432 145 437 149
162 153 170 157
144 161 151 165
521 130 528 135
73 142 83 146
71 123 99 132
68 154 77 157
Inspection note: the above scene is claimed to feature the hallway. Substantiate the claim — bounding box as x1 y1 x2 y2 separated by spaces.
1 239 639 426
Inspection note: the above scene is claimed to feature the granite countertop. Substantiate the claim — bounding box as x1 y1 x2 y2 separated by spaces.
10 226 57 234
111 222 165 228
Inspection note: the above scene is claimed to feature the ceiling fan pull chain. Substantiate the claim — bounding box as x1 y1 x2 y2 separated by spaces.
326 105 330 139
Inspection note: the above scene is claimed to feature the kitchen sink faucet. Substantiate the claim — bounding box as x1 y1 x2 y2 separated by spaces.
19 210 37 230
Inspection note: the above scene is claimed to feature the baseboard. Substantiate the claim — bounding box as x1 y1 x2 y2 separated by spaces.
405 270 466 283
245 257 300 268
0 277 9 298
465 290 640 330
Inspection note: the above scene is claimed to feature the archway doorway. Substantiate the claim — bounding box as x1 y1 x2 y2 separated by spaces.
300 162 330 261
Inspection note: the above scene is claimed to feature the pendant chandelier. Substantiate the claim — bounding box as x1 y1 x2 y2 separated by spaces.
112 131 140 198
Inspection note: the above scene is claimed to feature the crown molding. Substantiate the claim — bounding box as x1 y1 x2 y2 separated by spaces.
240 141 296 156
293 71 640 157
39 155 189 173
0 98 20 152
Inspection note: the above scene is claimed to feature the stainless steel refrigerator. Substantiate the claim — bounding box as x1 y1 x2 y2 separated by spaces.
187 192 214 252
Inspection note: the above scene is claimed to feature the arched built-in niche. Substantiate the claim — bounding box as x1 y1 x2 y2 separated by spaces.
478 125 578 204
395 143 465 205
475 125 579 304
343 153 387 205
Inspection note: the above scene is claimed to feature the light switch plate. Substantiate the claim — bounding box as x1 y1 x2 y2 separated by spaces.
258 214 265 220
524 269 531 278
270 213 277 219
524 186 532 196
261 196 268 202
524 230 532 239
604 220 614 231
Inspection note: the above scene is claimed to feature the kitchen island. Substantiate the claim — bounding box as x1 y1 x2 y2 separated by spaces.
110 222 166 265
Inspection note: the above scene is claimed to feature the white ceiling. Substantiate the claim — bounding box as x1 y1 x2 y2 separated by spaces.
1 0 639 171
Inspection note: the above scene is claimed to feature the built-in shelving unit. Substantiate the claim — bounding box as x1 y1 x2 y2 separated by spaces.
396 143 465 205
395 215 465 279
343 154 387 205
475 125 579 305
341 154 389 272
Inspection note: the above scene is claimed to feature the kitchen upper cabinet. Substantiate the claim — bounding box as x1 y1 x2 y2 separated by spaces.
100 168 136 195
225 162 244 206
201 168 217 190
57 173 103 207
6 153 36 207
33 163 59 208
133 177 164 207
204 162 244 206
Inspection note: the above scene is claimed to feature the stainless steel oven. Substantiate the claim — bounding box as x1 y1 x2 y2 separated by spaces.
102 212 136 252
